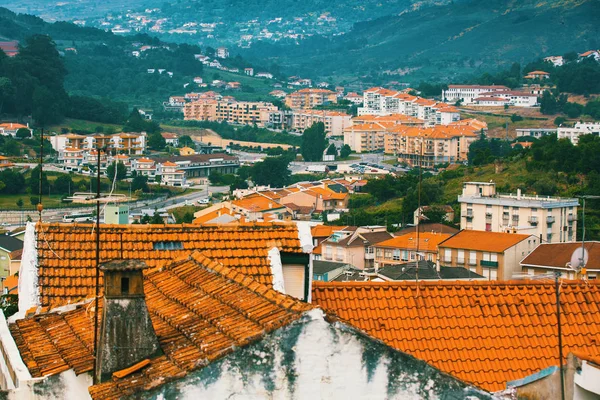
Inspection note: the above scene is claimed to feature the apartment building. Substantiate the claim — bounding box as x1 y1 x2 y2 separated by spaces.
183 98 278 127
358 87 460 126
60 147 85 171
150 154 239 182
131 158 156 179
458 182 579 243
384 125 478 167
438 230 538 280
291 110 351 136
156 161 187 187
477 91 538 107
343 123 386 153
557 122 600 145
321 226 393 269
442 85 510 105
284 88 337 109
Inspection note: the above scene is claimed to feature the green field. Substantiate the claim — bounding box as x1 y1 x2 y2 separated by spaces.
48 118 123 134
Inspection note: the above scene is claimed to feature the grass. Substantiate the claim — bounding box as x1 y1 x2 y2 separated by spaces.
0 194 85 210
170 205 205 222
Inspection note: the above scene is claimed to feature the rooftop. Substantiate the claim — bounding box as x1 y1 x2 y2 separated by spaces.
312 279 600 392
521 241 600 270
35 223 303 307
377 260 484 281
0 234 24 252
376 232 452 252
438 230 532 253
11 251 313 399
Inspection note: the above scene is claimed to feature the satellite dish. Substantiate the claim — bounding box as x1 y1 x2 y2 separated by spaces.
569 247 589 271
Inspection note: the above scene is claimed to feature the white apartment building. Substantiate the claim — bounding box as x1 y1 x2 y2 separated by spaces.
478 91 539 107
544 56 564 67
216 47 229 59
358 87 460 126
442 85 510 105
557 122 600 145
515 128 557 139
458 182 579 243
156 161 187 187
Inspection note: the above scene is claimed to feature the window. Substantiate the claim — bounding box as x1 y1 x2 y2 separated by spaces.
153 241 184 250
366 246 374 254
393 249 400 261
444 249 451 263
121 277 130 295
469 251 477 265
457 250 465 264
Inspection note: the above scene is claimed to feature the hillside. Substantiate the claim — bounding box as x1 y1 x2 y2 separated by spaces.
241 0 600 82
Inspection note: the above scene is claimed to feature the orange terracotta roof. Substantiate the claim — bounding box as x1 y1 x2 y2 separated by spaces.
376 232 452 252
311 225 346 238
0 123 28 130
35 223 303 307
192 207 241 224
312 279 600 392
528 71 549 75
136 158 154 163
11 252 313 399
232 194 285 212
305 186 348 200
161 161 178 167
439 230 532 253
3 274 18 295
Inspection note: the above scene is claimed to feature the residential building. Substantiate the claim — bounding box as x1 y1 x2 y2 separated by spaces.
343 123 386 153
131 157 156 179
344 92 363 104
394 222 459 236
161 132 179 146
230 193 288 221
312 279 600 393
0 123 32 137
524 70 550 80
374 232 452 268
244 67 254 76
520 241 600 280
384 125 479 167
216 46 229 58
291 110 351 136
168 96 186 107
1 241 486 399
59 147 85 171
579 50 600 61
321 226 393 269
0 156 14 169
442 85 510 105
438 230 538 280
193 76 203 84
478 90 537 108
313 260 352 282
184 98 278 127
178 146 195 156
472 97 509 107
458 181 579 243
149 154 239 181
156 161 187 187
284 88 337 109
255 72 274 79
279 185 349 213
0 234 23 280
544 55 564 66
515 128 558 139
557 121 600 145
269 89 286 98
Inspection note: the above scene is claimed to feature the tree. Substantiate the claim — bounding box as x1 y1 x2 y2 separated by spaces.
178 135 194 148
326 143 338 156
16 198 23 209
421 205 449 224
148 132 166 151
28 165 49 195
0 77 14 115
53 174 73 195
340 144 352 159
106 161 127 181
15 128 31 139
150 210 163 224
554 117 566 126
32 85 64 126
180 212 194 223
250 156 291 187
0 168 25 194
131 175 149 192
301 122 327 161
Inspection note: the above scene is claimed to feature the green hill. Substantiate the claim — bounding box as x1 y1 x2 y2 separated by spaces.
242 0 600 82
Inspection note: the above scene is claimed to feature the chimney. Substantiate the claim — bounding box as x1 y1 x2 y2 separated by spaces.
95 260 162 383
517 188 522 200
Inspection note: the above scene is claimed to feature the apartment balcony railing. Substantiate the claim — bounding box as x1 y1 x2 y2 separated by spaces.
547 216 556 224
480 260 499 268
568 214 576 222
529 216 538 225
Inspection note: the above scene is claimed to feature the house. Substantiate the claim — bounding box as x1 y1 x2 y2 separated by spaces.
376 260 485 282
161 132 179 146
255 72 273 79
344 92 363 104
313 260 352 281
193 204 241 225
374 232 453 268
0 234 23 280
472 97 509 107
178 146 195 156
131 157 156 179
225 81 241 90
520 241 600 280
413 205 455 225
230 193 288 221
168 96 186 107
2 273 17 295
544 55 564 66
458 181 579 243
0 247 490 399
578 50 600 61
321 226 393 269
244 67 254 76
557 121 600 145
442 85 510 105
0 123 32 137
193 76 203 84
524 70 550 80
279 186 349 213
156 161 187 187
269 90 287 98
312 279 600 393
216 46 229 59
438 230 538 280
0 156 15 169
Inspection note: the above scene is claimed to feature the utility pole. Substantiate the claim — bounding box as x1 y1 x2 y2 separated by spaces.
555 271 565 400
93 146 102 385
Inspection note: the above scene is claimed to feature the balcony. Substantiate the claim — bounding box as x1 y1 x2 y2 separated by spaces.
480 260 499 268
528 216 538 225
568 214 576 222
547 216 555 224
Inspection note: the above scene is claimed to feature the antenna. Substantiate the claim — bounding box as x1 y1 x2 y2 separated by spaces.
37 128 44 218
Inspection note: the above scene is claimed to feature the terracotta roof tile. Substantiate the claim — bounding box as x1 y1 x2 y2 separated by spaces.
312 280 600 392
376 232 452 252
36 223 302 307
521 242 600 270
439 230 533 253
11 252 313 399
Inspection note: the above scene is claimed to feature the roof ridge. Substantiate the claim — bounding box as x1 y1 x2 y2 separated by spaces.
313 279 599 287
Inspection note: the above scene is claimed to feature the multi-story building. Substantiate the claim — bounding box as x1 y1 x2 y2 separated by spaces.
284 89 337 109
131 158 156 179
216 47 229 59
343 123 386 153
374 232 453 268
291 110 351 136
442 85 510 105
384 126 478 166
477 91 538 107
557 122 600 145
358 87 460 126
0 123 32 137
150 154 239 182
458 182 579 243
156 161 187 187
438 230 538 280
184 99 278 127
321 226 393 269
60 148 85 172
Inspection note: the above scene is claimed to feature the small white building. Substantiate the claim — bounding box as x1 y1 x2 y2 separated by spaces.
557 122 600 145
244 68 254 76
543 56 564 67
472 97 509 107
442 85 510 104
216 47 229 59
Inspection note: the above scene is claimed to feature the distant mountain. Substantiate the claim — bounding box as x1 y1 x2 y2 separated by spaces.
240 0 600 82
